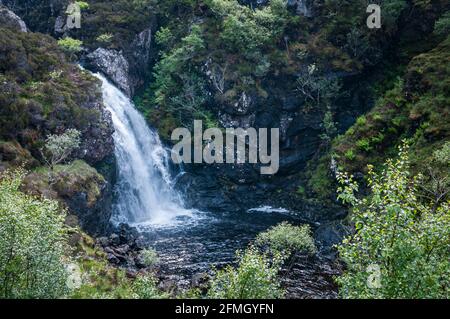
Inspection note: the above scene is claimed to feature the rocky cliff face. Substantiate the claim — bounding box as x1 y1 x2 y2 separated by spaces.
239 0 314 16
85 27 154 97
142 0 448 226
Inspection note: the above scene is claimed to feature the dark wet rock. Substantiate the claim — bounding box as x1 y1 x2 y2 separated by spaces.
109 234 120 246
158 278 179 294
53 14 67 34
118 223 140 245
126 268 138 279
218 112 256 129
135 255 147 270
107 253 120 265
134 236 147 250
239 0 314 17
94 224 153 269
281 254 341 299
128 27 155 93
315 220 352 257
287 0 314 17
96 236 109 248
76 108 115 166
191 273 210 293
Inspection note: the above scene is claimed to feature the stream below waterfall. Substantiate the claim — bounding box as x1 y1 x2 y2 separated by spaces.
95 71 338 299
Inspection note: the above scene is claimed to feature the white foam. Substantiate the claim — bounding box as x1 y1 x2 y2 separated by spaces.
247 205 290 214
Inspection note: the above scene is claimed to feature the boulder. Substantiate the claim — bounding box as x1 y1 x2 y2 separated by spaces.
0 5 27 32
86 48 132 96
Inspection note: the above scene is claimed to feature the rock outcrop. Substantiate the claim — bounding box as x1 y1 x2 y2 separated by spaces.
0 5 27 32
85 27 155 97
239 0 314 16
22 160 114 234
86 48 132 96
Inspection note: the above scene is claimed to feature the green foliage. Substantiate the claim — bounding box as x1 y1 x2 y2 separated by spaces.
356 116 367 126
69 0 155 51
31 160 105 207
96 33 113 44
149 24 210 128
344 149 356 161
141 0 294 133
76 1 90 10
308 159 334 198
356 138 372 152
336 143 450 298
0 28 104 147
434 11 450 37
155 27 175 49
296 185 306 196
131 274 169 299
207 246 284 299
140 248 160 268
71 235 169 299
41 129 81 169
382 0 408 34
296 64 342 108
321 109 338 143
57 37 83 53
313 37 450 183
433 141 450 165
0 169 70 298
211 0 288 58
255 222 317 256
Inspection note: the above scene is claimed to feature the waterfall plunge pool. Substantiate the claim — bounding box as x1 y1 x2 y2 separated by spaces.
93 70 338 298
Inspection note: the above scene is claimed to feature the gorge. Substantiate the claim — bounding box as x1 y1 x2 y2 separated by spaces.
0 0 448 300
94 68 338 297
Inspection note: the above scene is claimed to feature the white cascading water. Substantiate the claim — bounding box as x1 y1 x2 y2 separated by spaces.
93 72 193 226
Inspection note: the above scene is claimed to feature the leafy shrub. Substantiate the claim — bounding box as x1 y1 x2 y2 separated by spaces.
433 11 450 37
131 274 168 299
296 185 306 196
96 33 113 44
76 1 90 10
208 0 288 58
255 222 317 255
150 25 209 128
356 116 367 126
382 0 408 34
356 138 372 152
155 27 175 49
41 129 81 170
345 149 356 161
296 64 342 108
336 143 450 298
433 141 450 165
207 246 284 299
0 169 70 298
140 248 160 267
370 132 385 145
57 37 83 53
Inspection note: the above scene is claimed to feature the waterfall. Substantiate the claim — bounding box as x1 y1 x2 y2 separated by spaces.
93 72 193 226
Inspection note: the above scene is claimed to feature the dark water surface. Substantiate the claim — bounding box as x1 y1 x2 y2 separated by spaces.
139 210 339 298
